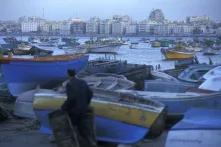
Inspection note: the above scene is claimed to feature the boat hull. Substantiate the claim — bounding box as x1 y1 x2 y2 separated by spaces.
117 90 221 117
88 45 120 54
163 50 194 60
33 91 165 143
0 55 89 96
35 109 149 144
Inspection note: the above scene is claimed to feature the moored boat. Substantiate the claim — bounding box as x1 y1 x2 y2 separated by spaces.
178 64 217 83
0 54 89 96
151 41 161 48
33 89 166 144
161 48 195 60
117 89 221 118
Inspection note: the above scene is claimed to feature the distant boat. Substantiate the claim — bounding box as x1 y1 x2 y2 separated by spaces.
33 89 166 144
0 54 89 96
166 108 221 147
151 41 161 48
83 39 122 54
161 48 195 60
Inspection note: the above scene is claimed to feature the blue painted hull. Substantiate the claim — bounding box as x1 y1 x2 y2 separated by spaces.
1 55 89 96
35 109 149 144
158 93 221 116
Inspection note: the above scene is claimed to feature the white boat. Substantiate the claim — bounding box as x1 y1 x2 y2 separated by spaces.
178 64 217 83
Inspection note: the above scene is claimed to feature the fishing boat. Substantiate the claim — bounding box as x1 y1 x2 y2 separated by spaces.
82 39 122 54
33 89 166 144
14 74 135 119
0 54 89 96
82 73 135 90
144 80 196 93
151 41 161 48
178 64 217 83
166 108 221 147
117 89 221 118
161 48 195 60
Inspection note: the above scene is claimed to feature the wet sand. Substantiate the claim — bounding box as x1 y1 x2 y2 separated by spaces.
0 118 168 147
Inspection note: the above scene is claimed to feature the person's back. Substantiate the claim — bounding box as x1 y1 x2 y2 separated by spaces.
64 77 93 116
61 69 96 147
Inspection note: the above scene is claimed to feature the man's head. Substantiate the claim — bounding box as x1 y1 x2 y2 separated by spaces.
67 69 76 78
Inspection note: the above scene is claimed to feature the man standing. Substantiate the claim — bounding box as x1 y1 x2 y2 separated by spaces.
61 69 97 147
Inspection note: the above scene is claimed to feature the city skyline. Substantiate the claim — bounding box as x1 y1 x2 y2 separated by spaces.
0 0 221 21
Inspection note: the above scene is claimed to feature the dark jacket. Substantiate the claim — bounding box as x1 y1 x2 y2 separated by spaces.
61 77 93 116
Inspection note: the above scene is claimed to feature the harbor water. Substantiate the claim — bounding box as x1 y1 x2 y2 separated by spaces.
1 36 221 71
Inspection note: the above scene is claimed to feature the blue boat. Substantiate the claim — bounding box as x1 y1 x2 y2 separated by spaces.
0 54 89 96
166 108 221 147
117 89 221 117
33 90 166 144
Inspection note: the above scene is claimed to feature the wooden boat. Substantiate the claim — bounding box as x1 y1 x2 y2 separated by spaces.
0 54 89 96
178 65 217 83
117 89 221 118
151 41 161 48
144 80 196 93
33 89 166 144
82 73 135 90
161 49 195 60
166 108 221 147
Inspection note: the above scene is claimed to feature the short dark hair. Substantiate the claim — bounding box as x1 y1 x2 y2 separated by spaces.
67 69 76 77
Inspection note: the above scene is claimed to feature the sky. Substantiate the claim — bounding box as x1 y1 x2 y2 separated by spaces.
0 0 221 21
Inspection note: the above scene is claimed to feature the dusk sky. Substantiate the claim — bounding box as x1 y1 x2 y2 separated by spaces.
0 0 221 21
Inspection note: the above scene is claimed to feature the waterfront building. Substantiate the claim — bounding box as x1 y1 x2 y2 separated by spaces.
186 16 210 25
99 19 112 35
51 22 62 35
40 22 52 33
182 25 194 34
154 24 169 35
125 23 137 35
86 17 100 34
70 18 86 35
104 20 112 35
112 21 124 35
60 21 71 35
21 22 38 32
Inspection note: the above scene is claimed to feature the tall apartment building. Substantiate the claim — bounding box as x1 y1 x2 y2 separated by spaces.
86 17 100 34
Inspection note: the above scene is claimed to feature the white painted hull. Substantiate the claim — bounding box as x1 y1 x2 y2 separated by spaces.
89 45 120 54
166 130 221 147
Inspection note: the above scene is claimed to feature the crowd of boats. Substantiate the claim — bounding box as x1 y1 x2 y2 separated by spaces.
0 36 124 56
0 36 221 146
